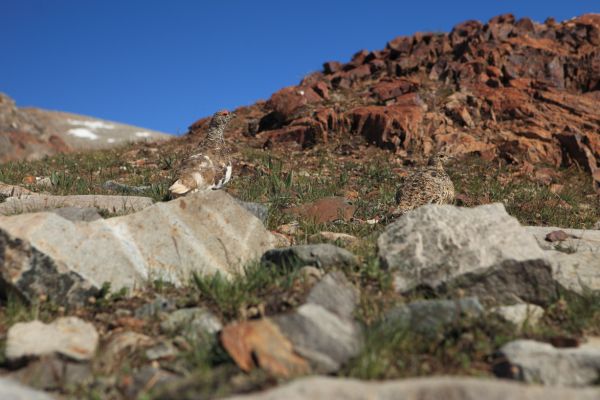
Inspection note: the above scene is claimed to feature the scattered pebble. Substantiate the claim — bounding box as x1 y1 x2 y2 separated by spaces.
545 230 570 242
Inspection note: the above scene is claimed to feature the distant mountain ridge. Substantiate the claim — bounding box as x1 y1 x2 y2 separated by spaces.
0 93 171 163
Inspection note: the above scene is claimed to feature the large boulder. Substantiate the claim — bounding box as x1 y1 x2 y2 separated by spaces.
223 376 600 400
0 191 278 304
377 203 558 306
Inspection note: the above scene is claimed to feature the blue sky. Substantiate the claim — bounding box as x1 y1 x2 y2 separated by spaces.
1 1 598 134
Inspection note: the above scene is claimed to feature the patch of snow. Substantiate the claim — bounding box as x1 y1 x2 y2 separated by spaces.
135 131 151 138
67 119 115 130
68 128 99 140
107 138 116 144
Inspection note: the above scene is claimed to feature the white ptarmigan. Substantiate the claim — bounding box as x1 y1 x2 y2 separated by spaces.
169 110 234 197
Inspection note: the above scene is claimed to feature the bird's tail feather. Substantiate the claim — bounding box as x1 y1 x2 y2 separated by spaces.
169 180 190 195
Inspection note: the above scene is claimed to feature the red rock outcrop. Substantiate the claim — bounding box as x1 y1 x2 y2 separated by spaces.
186 13 600 190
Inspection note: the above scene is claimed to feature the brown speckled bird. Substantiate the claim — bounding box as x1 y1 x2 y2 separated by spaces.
169 110 234 197
391 152 455 216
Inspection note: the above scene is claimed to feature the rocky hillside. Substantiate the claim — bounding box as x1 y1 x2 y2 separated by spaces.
0 93 170 163
0 12 600 400
188 13 600 191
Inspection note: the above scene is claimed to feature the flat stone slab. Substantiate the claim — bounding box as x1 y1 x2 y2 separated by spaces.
496 338 600 386
6 317 99 361
50 207 102 222
0 194 153 215
0 377 56 400
526 226 600 253
523 227 600 295
224 376 600 400
0 191 278 303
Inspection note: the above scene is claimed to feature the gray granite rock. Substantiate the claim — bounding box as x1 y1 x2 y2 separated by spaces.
235 199 269 225
224 376 600 400
384 297 484 337
490 304 545 330
262 244 359 269
0 377 56 400
438 259 558 307
50 206 102 222
378 203 558 306
0 227 97 305
160 307 222 342
547 251 600 295
305 271 359 319
6 317 99 361
526 226 600 253
496 338 600 386
273 271 362 373
0 191 278 303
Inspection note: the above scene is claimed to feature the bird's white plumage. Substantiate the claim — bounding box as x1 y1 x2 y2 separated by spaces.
169 111 234 198
168 180 190 195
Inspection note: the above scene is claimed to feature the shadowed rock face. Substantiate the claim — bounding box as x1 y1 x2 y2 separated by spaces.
0 93 171 163
190 13 600 191
0 228 97 306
